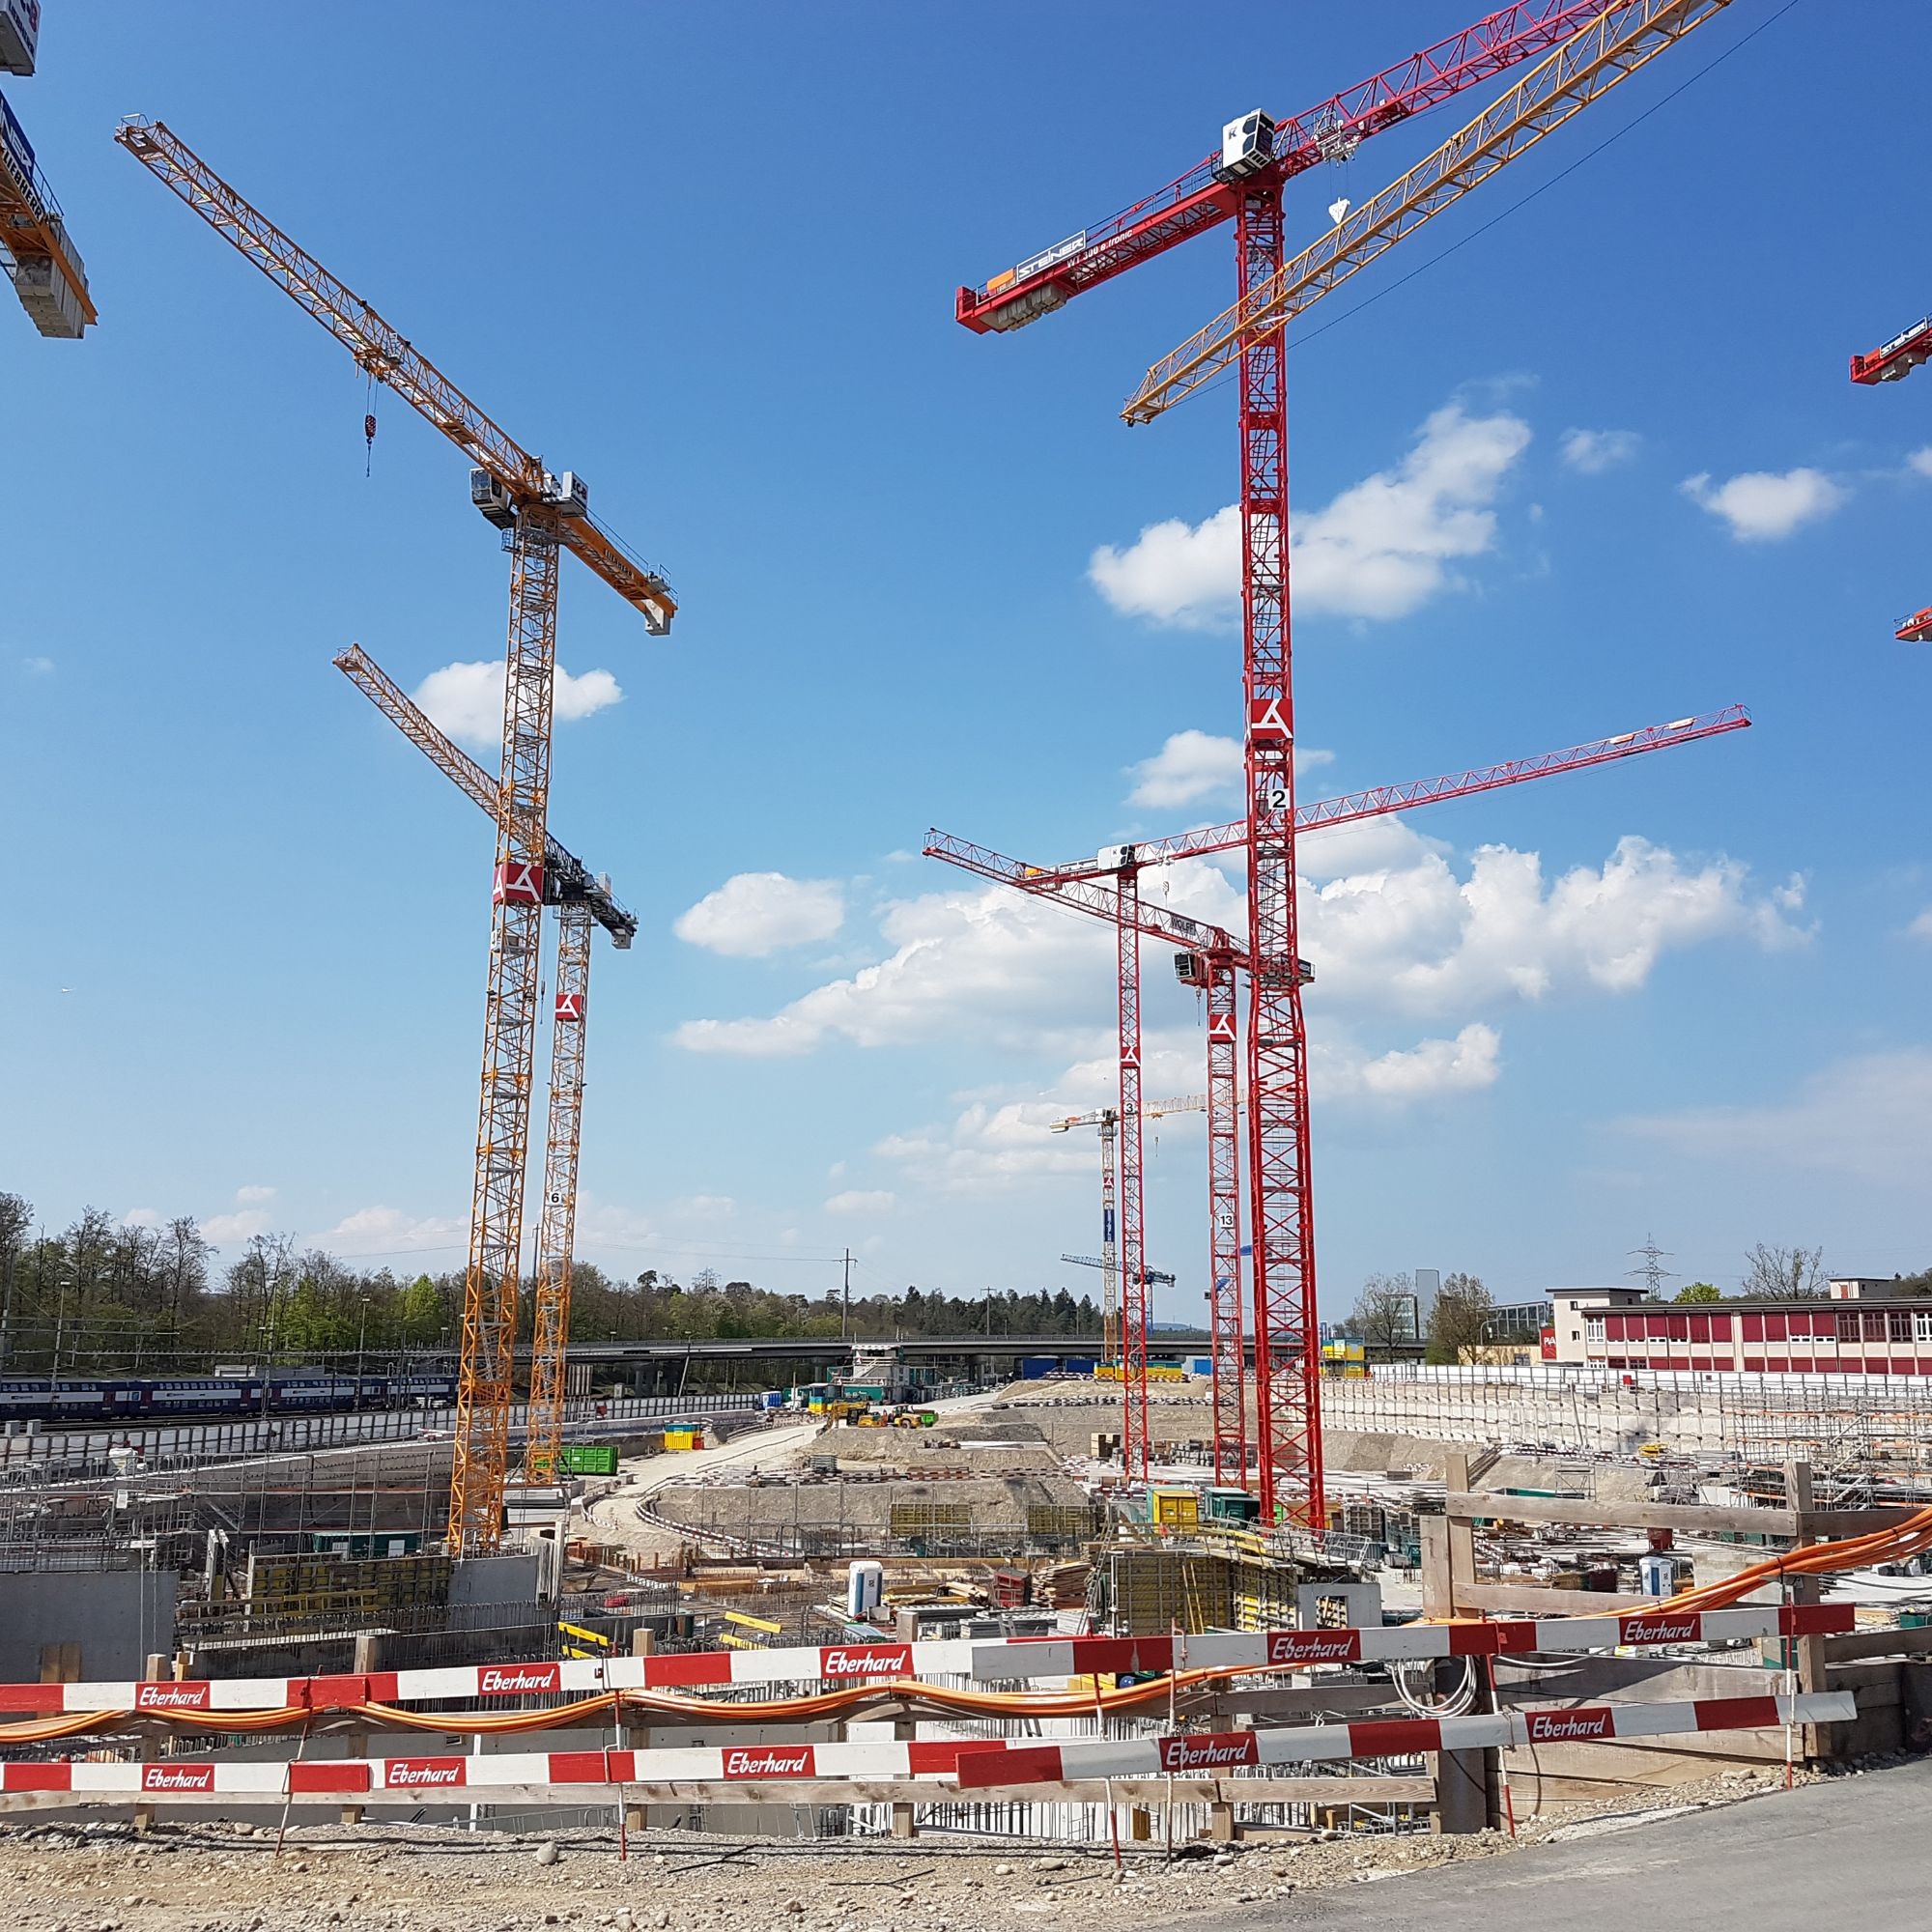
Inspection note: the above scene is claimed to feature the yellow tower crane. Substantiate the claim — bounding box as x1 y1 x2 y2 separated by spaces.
333 643 634 1488
119 121 677 1550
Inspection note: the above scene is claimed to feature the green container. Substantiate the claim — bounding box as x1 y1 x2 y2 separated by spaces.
560 1442 619 1476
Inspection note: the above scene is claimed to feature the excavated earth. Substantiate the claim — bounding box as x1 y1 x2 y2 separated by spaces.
0 1762 1838 1932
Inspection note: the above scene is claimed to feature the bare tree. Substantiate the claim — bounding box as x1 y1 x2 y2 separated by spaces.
1350 1272 1418 1352
1743 1243 1826 1301
1426 1271 1494 1363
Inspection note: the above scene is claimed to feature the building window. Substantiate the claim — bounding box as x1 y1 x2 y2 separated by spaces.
1585 1317 1606 1344
1915 1312 1932 1346
1892 1311 1916 1344
1838 1313 1861 1344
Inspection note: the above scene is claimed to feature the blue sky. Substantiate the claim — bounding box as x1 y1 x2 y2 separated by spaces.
3 2 1927 1319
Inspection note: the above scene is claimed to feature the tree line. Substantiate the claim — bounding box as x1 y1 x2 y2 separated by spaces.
0 1192 1101 1376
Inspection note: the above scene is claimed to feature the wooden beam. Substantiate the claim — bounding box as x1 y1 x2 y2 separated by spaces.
1823 1625 1932 1664
1454 1579 1649 1615
1443 1490 1915 1541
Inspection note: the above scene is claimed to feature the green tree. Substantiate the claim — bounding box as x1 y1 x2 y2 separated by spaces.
1425 1272 1493 1364
1674 1282 1721 1304
394 1274 444 1346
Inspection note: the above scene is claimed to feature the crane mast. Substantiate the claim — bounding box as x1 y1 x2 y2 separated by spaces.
928 702 1748 1492
332 644 634 1489
122 120 677 1550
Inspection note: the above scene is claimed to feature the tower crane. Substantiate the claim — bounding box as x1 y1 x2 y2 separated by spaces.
927 700 1749 1490
1061 1253 1177 1290
1850 315 1932 643
120 120 677 1551
958 0 1737 1526
333 643 635 1487
0 11 94 338
1050 1094 1215 1373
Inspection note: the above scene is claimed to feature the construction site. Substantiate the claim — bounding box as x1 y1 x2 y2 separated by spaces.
3 2 1928 1927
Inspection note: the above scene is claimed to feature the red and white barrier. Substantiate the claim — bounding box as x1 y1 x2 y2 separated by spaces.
952 1691 1858 1788
0 1605 1851 1717
0 1735 1025 1797
0 1690 1857 1804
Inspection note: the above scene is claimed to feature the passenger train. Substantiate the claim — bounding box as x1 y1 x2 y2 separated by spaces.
0 1370 457 1425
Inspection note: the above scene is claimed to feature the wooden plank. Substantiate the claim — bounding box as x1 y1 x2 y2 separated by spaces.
1823 1626 1932 1664
1454 1579 1649 1615
1443 1491 1800 1537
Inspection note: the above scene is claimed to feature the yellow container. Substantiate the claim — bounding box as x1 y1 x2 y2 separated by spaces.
1150 1488 1200 1528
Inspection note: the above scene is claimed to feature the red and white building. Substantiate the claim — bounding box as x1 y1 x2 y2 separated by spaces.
1547 1286 1932 1376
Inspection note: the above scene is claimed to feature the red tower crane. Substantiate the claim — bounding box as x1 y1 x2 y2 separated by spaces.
1850 314 1931 643
927 702 1749 1489
958 0 1734 1524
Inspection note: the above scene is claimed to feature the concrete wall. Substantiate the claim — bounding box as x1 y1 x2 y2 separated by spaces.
0 1566 177 1681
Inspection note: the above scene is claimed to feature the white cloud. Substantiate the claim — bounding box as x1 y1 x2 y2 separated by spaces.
202 1209 274 1246
1908 447 1932 480
1560 428 1639 474
1313 1023 1501 1103
1680 467 1846 542
671 1194 736 1221
877 1100 1098 1198
825 1189 895 1217
674 884 1126 1058
122 1208 163 1232
1909 910 1932 943
673 872 845 958
1089 404 1531 628
1126 733 1333 810
1127 730 1243 809
413 659 624 749
235 1184 277 1205
323 1206 462 1255
675 827 1804 1065
1623 1049 1932 1188
1300 826 1808 1017
19 656 53 675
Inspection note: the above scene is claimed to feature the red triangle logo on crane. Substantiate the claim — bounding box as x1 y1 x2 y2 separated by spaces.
1247 696 1291 745
1208 1013 1236 1042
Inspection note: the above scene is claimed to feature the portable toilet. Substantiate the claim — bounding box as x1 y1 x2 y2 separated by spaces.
846 1559 885 1617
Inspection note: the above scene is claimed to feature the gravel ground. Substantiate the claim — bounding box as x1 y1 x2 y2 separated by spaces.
0 1762 1835 1932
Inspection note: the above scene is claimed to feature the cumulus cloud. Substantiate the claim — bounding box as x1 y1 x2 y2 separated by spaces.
1680 468 1846 542
677 820 1805 1067
323 1206 463 1255
876 1100 1100 1198
1909 910 1932 943
1910 447 1932 480
825 1189 895 1216
202 1209 274 1246
1127 730 1243 809
673 872 845 958
1125 733 1334 810
1089 404 1531 628
19 656 53 675
674 886 1124 1058
1314 1024 1502 1103
1623 1049 1932 1188
671 1194 736 1221
236 1184 277 1205
1299 825 1809 1017
1560 428 1639 474
413 659 624 748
